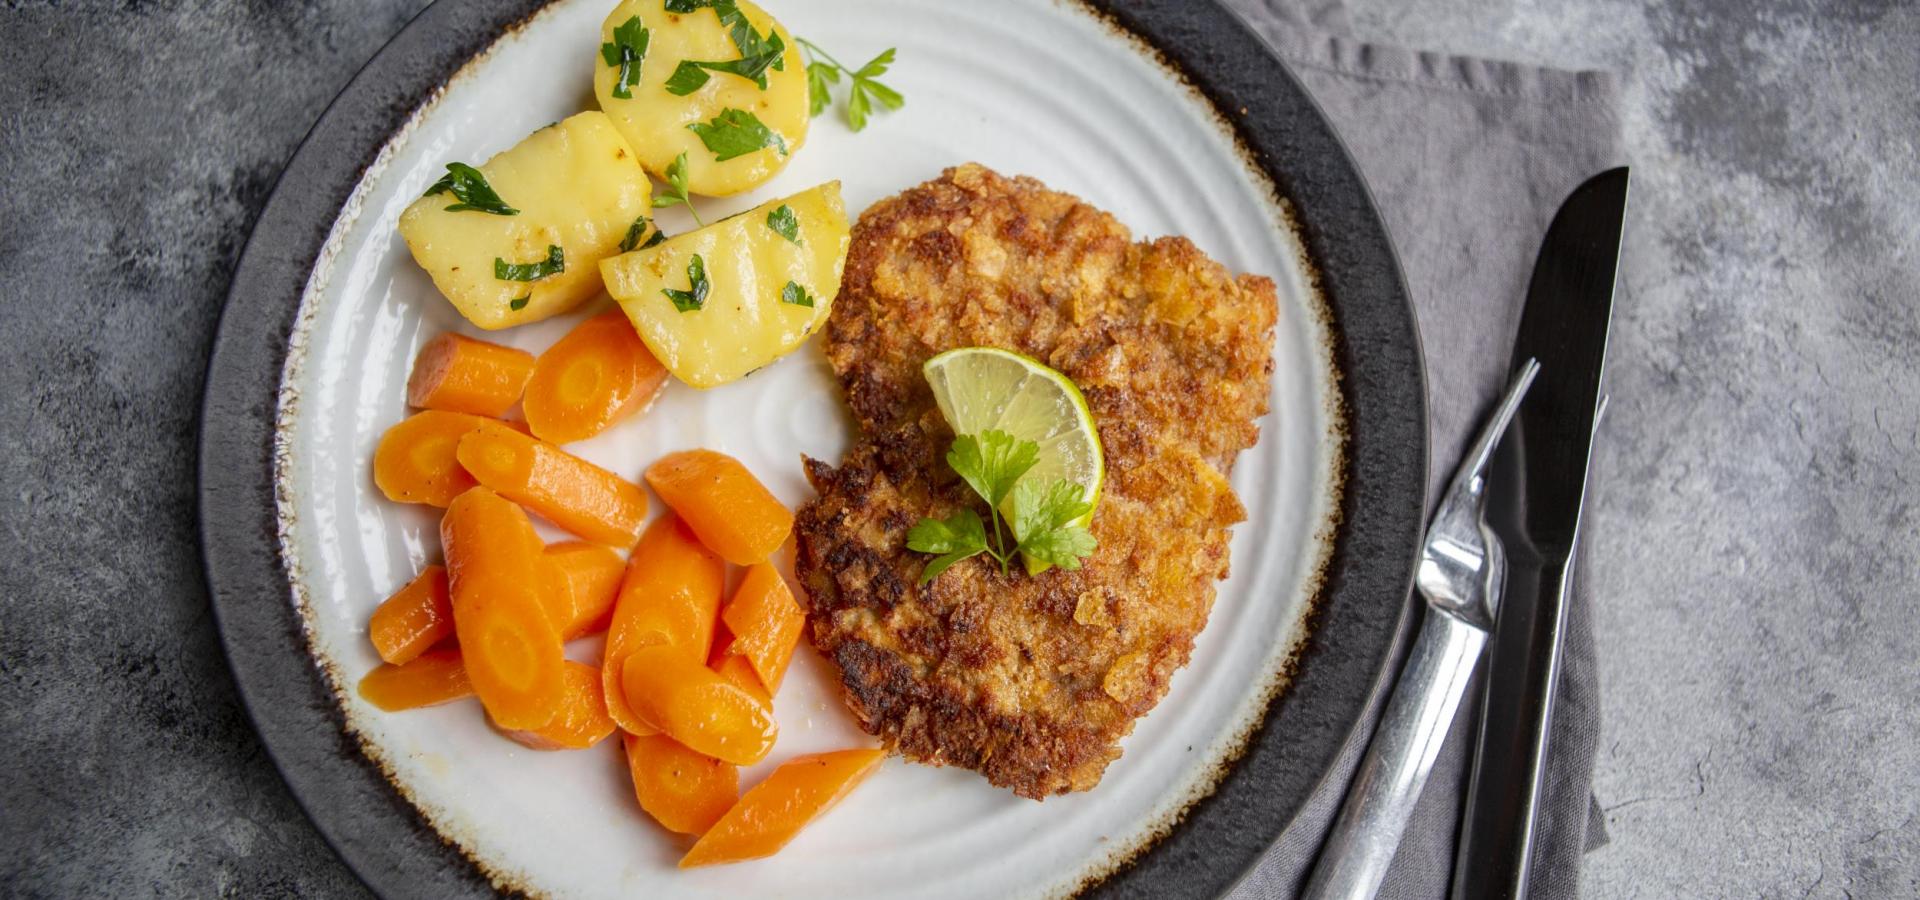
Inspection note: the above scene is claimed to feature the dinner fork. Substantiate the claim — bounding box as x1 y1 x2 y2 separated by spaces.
1301 359 1540 900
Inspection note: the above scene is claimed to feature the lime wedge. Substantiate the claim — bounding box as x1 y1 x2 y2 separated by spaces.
922 347 1103 572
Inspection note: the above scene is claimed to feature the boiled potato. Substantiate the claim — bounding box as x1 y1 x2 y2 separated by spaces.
398 111 651 330
602 182 847 388
593 0 808 197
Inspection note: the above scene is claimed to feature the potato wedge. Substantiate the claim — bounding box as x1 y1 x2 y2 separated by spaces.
398 111 651 330
593 0 808 197
602 182 848 389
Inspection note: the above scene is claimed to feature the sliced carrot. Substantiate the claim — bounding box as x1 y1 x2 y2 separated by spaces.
645 450 793 565
500 661 617 750
541 541 624 640
406 332 536 418
625 733 739 835
441 487 567 730
372 410 522 507
523 311 668 445
367 565 453 665
456 428 647 547
680 749 887 868
601 514 726 735
621 645 777 766
711 651 772 706
720 563 805 694
357 648 473 711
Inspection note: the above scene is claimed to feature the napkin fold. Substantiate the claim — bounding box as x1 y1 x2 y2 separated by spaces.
1216 1 1625 897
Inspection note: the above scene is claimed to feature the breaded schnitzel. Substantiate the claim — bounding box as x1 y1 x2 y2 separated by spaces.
794 164 1277 798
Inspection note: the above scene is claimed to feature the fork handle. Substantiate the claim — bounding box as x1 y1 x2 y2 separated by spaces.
1302 607 1490 900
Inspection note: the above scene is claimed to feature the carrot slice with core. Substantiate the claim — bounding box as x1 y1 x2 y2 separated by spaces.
357 648 473 711
441 487 567 730
372 410 521 507
501 661 616 750
720 563 805 693
456 428 647 547
367 565 453 665
644 450 792 565
601 515 725 735
680 749 887 867
541 541 623 640
622 645 777 766
625 733 739 835
523 311 667 445
406 332 535 418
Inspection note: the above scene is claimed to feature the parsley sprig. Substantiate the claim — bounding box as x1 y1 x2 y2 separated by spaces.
619 214 667 253
494 245 564 281
661 1 786 95
796 38 903 132
663 253 710 312
652 152 704 227
600 16 650 99
423 163 517 215
906 430 1097 583
687 107 787 162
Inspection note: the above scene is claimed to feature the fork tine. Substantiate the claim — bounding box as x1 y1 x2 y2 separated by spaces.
1446 359 1540 499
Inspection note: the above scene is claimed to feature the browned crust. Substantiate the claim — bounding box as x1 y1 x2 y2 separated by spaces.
795 164 1277 798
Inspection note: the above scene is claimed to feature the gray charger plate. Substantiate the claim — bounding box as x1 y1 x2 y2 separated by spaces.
198 0 1427 896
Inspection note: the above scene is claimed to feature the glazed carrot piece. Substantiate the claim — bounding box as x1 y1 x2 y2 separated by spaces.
357 648 473 711
441 487 567 730
456 428 647 547
500 661 617 750
406 332 536 418
601 514 726 735
523 311 668 445
622 645 777 766
625 734 739 835
645 450 793 565
720 563 805 694
540 541 624 640
710 651 772 706
680 749 887 868
367 565 453 665
372 410 522 507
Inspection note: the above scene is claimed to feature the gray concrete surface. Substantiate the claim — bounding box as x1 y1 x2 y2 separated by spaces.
0 1 1913 898
1336 1 1920 896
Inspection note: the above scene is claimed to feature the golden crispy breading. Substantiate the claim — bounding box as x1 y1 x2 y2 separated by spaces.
794 164 1276 798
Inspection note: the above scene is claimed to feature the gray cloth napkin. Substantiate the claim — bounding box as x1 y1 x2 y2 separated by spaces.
1215 1 1625 897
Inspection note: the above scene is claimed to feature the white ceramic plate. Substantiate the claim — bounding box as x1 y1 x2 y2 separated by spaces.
270 0 1346 896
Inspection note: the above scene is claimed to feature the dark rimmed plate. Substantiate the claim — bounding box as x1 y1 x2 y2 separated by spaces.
199 0 1426 896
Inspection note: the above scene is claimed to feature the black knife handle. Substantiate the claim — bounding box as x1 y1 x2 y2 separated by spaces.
1450 540 1576 899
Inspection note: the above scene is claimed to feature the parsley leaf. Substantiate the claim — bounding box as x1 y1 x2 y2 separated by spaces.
948 430 1038 508
686 108 788 162
909 429 1097 582
766 204 802 245
796 38 903 132
619 215 666 253
660 0 786 95
651 152 704 227
599 16 650 100
905 508 988 584
780 280 815 308
662 253 710 312
423 162 518 216
805 58 838 116
494 245 564 282
1008 479 1098 572
509 294 531 311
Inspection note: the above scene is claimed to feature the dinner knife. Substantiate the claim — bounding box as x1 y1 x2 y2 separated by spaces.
1451 167 1630 900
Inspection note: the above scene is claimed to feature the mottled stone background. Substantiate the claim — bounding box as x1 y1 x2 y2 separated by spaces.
1 1 1913 897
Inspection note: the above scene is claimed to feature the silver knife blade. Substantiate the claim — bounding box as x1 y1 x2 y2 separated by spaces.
1451 167 1629 900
